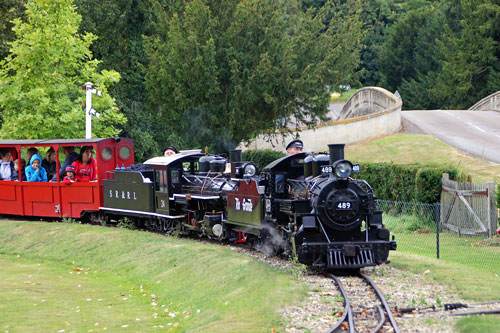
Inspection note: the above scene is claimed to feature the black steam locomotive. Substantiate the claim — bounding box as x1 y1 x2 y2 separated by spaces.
100 144 396 269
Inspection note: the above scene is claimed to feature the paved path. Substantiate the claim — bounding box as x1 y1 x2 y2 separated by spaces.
402 110 500 163
325 103 344 122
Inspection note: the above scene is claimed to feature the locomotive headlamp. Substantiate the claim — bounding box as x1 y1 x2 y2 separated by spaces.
243 162 257 177
334 160 352 178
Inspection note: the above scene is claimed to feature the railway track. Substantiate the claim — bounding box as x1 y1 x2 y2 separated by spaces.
328 272 400 333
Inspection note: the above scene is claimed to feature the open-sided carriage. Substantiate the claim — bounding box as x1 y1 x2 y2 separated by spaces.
0 138 134 219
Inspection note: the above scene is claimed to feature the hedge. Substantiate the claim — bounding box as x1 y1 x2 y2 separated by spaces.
356 162 460 204
242 149 285 173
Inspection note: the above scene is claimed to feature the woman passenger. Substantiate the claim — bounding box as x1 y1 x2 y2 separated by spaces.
42 147 59 181
71 146 97 182
25 154 48 182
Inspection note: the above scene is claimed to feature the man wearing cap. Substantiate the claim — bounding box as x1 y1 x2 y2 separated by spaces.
286 139 304 156
163 146 178 157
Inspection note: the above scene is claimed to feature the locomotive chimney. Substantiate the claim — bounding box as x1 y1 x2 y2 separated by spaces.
328 144 345 165
229 149 242 178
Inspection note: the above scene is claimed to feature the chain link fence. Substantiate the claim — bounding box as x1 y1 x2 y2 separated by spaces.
378 200 500 274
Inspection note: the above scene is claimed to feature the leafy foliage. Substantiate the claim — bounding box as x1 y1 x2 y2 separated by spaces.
0 0 125 139
378 5 444 95
242 149 285 173
0 0 25 62
75 0 159 160
357 162 460 203
430 0 500 109
144 0 363 153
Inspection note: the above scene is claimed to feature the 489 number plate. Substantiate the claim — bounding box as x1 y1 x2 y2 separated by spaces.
336 201 353 210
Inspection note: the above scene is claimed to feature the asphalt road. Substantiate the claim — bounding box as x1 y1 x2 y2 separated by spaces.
402 110 500 164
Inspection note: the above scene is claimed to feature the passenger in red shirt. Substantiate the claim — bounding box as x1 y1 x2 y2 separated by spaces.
71 146 97 182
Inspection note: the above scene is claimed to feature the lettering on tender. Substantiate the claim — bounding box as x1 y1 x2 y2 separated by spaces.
234 197 253 212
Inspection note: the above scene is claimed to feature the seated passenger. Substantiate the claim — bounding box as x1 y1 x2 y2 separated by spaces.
163 146 178 157
12 159 27 181
19 159 27 181
71 146 97 182
59 146 80 178
62 165 76 185
25 154 48 182
0 148 14 181
42 147 60 181
26 147 39 164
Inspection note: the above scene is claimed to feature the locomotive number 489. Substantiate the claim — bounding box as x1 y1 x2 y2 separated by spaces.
336 202 352 210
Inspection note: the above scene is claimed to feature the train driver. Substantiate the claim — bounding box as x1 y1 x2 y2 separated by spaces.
286 139 304 156
163 146 178 157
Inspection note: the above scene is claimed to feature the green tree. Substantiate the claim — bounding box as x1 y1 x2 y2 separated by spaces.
0 0 125 139
378 6 444 93
431 0 500 109
391 6 446 109
0 0 25 62
145 0 362 152
74 0 161 160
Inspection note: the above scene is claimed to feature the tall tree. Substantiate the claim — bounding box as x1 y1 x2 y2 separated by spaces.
75 0 162 160
0 0 125 139
145 0 362 152
0 0 25 62
378 6 444 92
431 0 500 109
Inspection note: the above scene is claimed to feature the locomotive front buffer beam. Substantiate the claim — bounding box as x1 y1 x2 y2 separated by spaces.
298 240 397 269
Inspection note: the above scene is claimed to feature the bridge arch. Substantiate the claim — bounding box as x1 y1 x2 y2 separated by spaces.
339 86 402 120
468 91 500 111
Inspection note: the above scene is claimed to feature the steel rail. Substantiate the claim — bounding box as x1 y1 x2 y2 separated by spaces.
371 305 385 333
327 273 354 333
360 272 400 333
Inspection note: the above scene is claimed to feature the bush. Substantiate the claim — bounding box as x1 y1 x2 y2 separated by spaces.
357 162 460 204
242 149 285 173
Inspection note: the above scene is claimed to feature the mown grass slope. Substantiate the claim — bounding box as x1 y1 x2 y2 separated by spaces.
0 220 307 332
346 133 500 182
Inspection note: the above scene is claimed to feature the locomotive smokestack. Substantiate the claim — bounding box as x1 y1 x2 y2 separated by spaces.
328 144 345 165
229 149 242 178
229 149 242 163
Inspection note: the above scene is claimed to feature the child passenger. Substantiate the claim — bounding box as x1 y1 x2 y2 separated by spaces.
25 154 48 182
62 165 76 185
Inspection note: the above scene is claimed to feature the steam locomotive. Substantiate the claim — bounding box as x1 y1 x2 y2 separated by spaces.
101 144 396 269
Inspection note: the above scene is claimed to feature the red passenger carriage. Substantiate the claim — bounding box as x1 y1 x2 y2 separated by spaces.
0 138 134 219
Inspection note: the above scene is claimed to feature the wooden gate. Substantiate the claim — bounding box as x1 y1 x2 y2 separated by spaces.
440 174 497 237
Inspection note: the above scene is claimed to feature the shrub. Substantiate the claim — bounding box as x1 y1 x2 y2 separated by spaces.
242 149 285 173
357 162 459 204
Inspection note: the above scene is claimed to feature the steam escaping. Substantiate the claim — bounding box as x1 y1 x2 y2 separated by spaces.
256 226 286 256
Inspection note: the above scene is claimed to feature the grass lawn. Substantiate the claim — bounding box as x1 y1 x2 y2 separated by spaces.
330 88 358 103
346 133 500 182
0 220 308 332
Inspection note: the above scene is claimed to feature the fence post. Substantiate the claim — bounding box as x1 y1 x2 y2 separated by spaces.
435 203 440 259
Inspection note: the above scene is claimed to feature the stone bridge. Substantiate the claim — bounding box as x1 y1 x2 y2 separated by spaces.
242 87 402 152
468 90 500 111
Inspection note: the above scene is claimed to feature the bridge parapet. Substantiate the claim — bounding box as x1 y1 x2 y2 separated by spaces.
241 86 402 152
469 91 500 111
339 86 402 120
